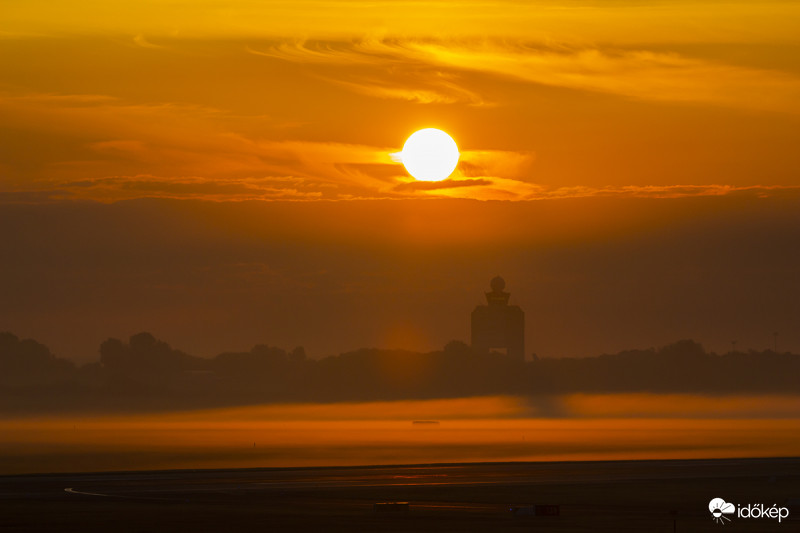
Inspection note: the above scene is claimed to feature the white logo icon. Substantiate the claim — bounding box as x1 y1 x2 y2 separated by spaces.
709 498 735 524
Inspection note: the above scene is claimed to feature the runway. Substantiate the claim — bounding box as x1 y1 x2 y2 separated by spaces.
2 458 798 532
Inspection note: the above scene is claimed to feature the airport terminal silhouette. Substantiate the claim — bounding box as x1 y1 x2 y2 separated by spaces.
471 276 525 361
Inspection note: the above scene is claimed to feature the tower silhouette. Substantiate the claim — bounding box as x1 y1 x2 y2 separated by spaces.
471 276 525 360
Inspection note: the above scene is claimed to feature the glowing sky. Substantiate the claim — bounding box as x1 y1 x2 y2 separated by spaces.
3 1 800 202
2 1 800 360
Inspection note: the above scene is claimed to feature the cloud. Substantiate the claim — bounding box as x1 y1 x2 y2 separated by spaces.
321 76 487 106
247 41 381 65
54 175 325 202
133 34 166 49
3 84 799 203
410 41 800 113
527 184 800 200
0 190 67 204
1 93 120 105
393 178 492 191
459 149 536 179
255 37 800 114
25 179 798 204
249 41 489 106
0 90 407 199
386 181 800 202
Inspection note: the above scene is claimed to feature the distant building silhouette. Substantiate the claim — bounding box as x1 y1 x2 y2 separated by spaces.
471 276 525 361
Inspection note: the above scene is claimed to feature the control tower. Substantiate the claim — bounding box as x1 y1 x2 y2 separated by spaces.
471 276 525 361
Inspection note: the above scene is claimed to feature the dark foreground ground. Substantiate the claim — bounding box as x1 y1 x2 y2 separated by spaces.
1 458 799 532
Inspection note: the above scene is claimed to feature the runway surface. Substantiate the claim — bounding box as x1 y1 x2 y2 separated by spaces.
2 457 799 532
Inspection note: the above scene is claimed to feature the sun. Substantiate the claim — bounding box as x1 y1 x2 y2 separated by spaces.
401 128 459 182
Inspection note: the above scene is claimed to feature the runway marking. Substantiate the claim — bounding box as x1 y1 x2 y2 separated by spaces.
64 487 183 502
252 479 515 489
64 488 116 498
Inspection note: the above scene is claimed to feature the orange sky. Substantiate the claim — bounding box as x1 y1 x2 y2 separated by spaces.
2 1 800 360
3 1 800 202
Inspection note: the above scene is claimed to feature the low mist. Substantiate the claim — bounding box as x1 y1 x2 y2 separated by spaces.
3 394 799 475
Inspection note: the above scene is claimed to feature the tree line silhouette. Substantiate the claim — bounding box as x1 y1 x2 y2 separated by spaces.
1 331 798 413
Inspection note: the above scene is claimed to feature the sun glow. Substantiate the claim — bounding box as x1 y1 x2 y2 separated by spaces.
401 128 460 182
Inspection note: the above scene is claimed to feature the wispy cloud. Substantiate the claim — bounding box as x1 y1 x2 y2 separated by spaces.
247 41 382 65
1 93 120 105
409 41 800 113
55 174 325 202
4 87 800 203
255 37 800 114
249 41 489 106
393 178 492 191
0 90 404 198
133 34 165 49
529 184 800 200
321 75 487 105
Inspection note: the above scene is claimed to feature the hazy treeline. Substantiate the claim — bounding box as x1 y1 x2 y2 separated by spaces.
1 332 798 413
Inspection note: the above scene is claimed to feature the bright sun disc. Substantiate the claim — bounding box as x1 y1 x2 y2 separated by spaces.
401 128 459 182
